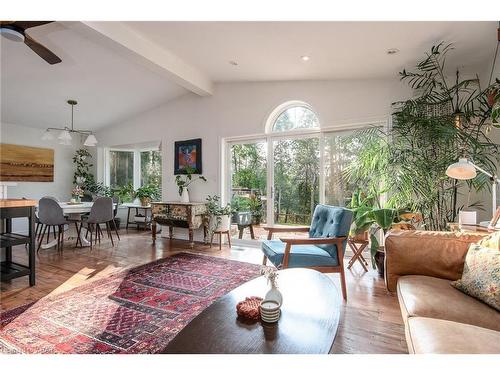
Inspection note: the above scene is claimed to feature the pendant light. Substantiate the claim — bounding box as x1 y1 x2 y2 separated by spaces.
42 100 98 146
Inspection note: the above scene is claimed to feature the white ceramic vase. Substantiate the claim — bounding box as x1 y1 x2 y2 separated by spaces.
265 284 283 306
180 187 190 203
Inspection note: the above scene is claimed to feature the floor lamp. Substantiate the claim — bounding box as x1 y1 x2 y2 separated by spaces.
446 158 500 220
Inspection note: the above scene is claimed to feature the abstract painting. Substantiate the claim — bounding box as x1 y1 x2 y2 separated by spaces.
174 138 202 174
0 143 54 182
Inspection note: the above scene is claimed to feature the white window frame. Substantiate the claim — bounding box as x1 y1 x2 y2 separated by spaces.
105 147 161 191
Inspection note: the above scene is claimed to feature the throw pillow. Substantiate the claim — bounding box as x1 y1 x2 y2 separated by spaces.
451 243 499 311
478 231 500 251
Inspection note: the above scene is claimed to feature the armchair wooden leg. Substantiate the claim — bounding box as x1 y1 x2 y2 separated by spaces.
339 270 347 301
262 255 267 266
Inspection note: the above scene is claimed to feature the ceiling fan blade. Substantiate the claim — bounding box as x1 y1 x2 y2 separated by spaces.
13 21 53 31
24 33 61 65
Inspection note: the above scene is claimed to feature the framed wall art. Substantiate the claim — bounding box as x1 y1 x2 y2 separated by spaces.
0 143 54 182
174 138 202 174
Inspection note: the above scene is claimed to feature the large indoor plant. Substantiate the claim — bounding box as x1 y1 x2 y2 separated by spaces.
344 42 500 231
175 166 207 203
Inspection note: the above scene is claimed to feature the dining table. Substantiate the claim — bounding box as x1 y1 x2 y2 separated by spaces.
39 201 117 249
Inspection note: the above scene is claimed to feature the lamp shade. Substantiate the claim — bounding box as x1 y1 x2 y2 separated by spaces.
58 129 72 145
41 130 54 141
446 158 477 180
83 134 98 146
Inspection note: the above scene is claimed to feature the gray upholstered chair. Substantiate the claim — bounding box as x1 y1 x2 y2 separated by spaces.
83 197 116 247
261 204 353 300
37 197 69 252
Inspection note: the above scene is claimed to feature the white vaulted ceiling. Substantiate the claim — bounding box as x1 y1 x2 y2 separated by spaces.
1 21 498 130
1 22 188 130
126 21 498 82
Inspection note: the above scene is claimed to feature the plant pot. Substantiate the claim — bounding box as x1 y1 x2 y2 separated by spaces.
374 249 385 278
180 188 190 203
234 211 252 226
352 231 369 241
211 214 231 232
139 197 151 207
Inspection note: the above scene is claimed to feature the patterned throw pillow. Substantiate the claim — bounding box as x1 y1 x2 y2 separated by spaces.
478 231 500 251
451 243 500 311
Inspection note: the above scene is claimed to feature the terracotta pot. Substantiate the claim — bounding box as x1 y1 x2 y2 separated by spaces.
139 197 151 207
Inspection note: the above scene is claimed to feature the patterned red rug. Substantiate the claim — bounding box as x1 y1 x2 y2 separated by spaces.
0 253 261 354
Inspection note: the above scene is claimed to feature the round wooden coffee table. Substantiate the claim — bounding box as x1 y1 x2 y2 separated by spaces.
162 268 341 354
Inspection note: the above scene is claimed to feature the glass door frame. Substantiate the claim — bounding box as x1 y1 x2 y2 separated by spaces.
222 118 389 245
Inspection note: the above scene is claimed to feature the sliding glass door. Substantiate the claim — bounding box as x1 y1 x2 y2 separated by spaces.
273 137 320 226
225 123 384 244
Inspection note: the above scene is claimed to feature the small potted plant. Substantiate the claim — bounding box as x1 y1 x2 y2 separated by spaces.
135 184 160 207
249 193 263 225
205 195 234 242
175 166 207 203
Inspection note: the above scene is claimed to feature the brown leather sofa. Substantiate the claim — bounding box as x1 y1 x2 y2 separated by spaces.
385 230 500 354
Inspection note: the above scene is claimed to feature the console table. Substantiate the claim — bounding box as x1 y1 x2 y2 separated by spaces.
151 202 207 248
1 199 36 286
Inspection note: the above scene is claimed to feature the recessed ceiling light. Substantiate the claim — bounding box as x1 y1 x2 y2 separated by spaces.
387 48 400 55
301 55 310 61
229 60 238 66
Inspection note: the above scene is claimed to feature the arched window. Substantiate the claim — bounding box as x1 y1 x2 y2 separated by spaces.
267 101 320 133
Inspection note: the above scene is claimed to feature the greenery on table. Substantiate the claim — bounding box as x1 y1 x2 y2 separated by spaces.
175 166 207 196
343 43 500 231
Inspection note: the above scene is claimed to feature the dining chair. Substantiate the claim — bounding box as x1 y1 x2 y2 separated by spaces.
261 204 353 300
109 196 120 240
83 197 116 248
37 197 69 252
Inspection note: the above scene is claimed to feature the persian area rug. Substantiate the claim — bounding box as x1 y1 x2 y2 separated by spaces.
0 253 260 354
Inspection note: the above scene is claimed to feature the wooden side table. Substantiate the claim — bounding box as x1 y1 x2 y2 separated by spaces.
123 203 152 230
347 237 369 272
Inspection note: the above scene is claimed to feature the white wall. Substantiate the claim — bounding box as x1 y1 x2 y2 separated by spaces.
95 78 410 239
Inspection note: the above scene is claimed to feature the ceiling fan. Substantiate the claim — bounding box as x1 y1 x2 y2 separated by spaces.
0 21 61 64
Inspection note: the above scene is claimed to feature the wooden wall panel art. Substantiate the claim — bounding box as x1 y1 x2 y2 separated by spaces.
0 143 54 182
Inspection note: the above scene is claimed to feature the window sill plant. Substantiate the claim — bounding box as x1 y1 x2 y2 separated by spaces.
135 184 160 207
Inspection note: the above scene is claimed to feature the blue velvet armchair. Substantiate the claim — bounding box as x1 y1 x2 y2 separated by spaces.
261 204 353 300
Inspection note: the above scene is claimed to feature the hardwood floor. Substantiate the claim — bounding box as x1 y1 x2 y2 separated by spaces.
0 227 408 354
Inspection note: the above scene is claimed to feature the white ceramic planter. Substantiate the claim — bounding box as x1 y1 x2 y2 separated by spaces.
180 188 190 203
212 214 231 232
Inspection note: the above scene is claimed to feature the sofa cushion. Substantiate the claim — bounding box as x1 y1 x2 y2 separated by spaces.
451 243 500 311
478 230 500 250
397 275 500 331
261 239 339 268
406 317 500 354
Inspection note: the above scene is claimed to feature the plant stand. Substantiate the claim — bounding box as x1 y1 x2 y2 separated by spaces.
347 237 369 272
237 223 255 239
209 230 231 250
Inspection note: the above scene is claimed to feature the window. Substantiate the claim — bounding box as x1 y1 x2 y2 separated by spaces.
109 150 134 189
272 105 320 132
106 146 162 198
140 150 162 187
